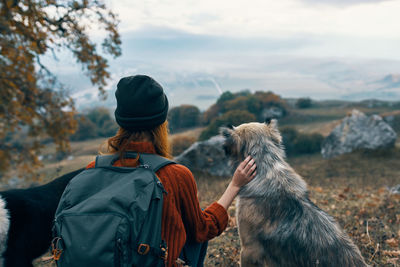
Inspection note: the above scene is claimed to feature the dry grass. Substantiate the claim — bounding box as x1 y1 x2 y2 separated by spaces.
293 120 341 136
170 127 205 140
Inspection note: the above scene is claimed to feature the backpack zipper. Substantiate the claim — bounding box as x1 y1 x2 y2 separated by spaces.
116 238 123 267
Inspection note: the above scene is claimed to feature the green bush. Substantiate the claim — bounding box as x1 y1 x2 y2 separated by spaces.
202 103 220 125
216 91 235 106
70 107 118 141
199 110 256 141
280 127 323 156
202 90 288 125
70 115 97 141
86 107 117 137
296 98 312 109
168 105 201 132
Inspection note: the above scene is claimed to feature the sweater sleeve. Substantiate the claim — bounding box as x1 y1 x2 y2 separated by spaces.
86 160 95 169
176 165 229 243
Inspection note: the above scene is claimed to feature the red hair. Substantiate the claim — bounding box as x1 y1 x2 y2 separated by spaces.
104 121 171 164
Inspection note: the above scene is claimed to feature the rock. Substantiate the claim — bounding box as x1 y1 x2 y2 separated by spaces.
389 184 400 194
321 109 397 158
262 106 284 119
174 136 232 177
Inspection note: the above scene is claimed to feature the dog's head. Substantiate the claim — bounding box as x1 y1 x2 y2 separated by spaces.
220 119 283 162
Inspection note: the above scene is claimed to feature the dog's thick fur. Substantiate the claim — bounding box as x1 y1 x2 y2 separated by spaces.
0 169 83 267
221 121 367 267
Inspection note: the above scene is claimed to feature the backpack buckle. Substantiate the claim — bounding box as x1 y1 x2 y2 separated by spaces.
160 240 168 260
51 237 63 261
140 164 150 169
161 246 168 260
138 244 150 255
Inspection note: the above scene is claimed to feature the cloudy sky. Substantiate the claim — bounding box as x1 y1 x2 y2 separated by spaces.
109 0 400 58
54 0 400 109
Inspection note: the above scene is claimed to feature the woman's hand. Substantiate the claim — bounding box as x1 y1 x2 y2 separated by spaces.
231 156 257 189
217 156 256 210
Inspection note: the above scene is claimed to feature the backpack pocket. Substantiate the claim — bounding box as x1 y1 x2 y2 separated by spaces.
54 213 131 267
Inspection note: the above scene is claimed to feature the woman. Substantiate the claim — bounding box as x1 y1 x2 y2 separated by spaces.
86 75 256 267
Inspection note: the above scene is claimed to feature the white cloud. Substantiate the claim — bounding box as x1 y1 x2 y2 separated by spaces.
110 0 400 39
300 0 392 6
57 0 400 108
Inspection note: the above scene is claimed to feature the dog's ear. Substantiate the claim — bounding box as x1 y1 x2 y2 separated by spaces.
220 126 236 156
269 119 278 129
267 119 282 144
220 126 234 138
265 118 279 129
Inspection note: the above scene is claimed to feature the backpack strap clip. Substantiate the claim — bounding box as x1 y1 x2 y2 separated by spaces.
51 237 64 261
137 241 168 260
160 240 168 260
138 244 150 255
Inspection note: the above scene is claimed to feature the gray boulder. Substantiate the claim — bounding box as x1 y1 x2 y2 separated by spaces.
389 184 400 194
174 136 232 177
321 109 397 158
262 106 284 119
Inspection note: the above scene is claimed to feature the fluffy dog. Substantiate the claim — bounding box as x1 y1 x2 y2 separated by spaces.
221 120 367 267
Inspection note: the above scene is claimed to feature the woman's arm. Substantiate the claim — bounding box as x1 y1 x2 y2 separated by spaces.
178 156 256 242
217 156 256 210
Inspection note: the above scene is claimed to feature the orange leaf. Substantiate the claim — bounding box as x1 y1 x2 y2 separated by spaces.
378 187 387 194
314 187 323 193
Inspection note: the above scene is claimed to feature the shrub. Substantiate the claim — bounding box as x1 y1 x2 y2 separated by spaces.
202 103 220 125
199 110 256 141
70 115 97 141
280 127 323 156
171 135 197 156
296 98 312 109
86 107 118 137
168 105 201 132
202 90 288 125
70 107 117 141
216 91 235 106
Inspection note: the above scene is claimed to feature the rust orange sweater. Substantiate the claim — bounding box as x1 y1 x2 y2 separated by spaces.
86 142 228 267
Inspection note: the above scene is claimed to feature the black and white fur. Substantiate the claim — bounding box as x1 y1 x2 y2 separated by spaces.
0 169 83 267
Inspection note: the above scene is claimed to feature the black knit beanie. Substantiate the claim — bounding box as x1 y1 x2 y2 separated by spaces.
114 75 169 131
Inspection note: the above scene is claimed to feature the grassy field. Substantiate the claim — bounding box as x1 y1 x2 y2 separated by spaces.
26 104 400 267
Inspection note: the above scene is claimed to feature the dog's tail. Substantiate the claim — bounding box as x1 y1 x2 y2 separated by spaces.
0 195 10 260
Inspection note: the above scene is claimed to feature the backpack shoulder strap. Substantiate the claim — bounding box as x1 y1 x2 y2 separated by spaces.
138 153 175 172
94 154 116 167
94 152 175 172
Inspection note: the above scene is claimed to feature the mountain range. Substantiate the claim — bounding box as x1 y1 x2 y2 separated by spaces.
46 27 400 111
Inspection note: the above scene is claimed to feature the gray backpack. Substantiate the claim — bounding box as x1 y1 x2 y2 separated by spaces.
53 152 174 267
